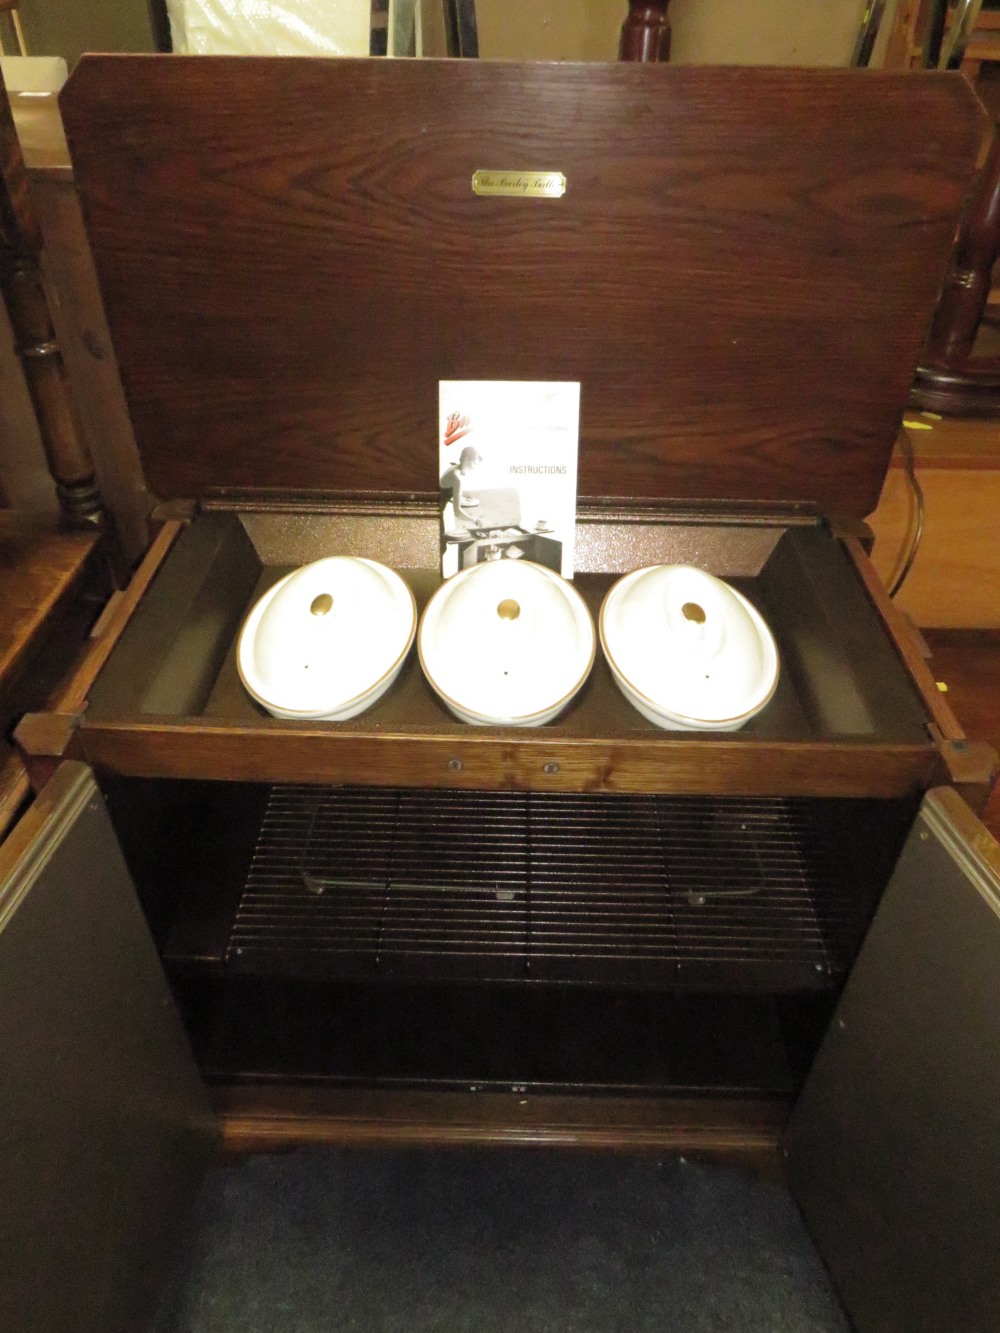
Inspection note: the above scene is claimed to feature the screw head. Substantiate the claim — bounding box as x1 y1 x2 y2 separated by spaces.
543 762 560 775
447 758 463 772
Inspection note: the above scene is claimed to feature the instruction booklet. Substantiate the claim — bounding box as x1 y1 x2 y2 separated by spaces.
438 380 580 579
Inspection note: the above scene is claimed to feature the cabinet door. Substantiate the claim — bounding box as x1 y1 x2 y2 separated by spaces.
785 785 1000 1333
0 762 216 1333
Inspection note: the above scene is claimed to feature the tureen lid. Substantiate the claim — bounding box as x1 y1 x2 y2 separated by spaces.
600 564 779 726
419 560 595 725
238 556 416 716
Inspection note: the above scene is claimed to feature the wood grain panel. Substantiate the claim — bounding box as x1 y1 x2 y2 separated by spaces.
214 1084 786 1165
75 721 938 799
0 749 28 842
59 58 986 518
54 518 182 713
0 513 98 685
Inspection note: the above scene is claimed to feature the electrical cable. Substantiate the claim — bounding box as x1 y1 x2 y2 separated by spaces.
888 426 924 598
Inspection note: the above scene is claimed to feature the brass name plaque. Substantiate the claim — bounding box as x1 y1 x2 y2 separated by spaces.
472 170 566 199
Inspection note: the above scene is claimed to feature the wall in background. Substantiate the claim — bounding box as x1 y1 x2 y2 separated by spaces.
12 0 159 68
477 0 868 63
670 0 867 66
6 0 869 66
477 0 622 61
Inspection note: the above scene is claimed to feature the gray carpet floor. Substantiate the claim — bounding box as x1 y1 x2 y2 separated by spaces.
152 1147 850 1333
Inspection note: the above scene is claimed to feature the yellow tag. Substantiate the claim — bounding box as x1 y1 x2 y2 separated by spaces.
472 170 566 199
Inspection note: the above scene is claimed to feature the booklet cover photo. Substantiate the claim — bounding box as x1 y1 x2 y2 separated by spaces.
438 380 581 579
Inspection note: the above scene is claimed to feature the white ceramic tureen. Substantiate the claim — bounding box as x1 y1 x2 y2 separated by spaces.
599 564 779 731
418 560 596 726
237 556 417 721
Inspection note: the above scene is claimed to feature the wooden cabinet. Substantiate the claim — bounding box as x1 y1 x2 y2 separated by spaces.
7 54 1000 1330
5 763 999 1330
14 42 991 1125
0 764 215 1333
787 784 1000 1333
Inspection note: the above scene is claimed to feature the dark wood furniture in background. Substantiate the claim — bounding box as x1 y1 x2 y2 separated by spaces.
879 0 1000 414
1 83 150 563
619 0 671 61
0 68 116 543
883 0 993 74
911 130 1000 414
0 77 113 836
0 513 103 840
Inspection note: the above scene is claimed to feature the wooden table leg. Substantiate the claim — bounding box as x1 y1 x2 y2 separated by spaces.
619 1 671 62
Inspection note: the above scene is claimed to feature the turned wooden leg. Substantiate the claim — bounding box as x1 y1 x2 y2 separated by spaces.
912 130 1000 415
0 250 108 525
0 64 122 565
926 132 1000 367
619 1 671 63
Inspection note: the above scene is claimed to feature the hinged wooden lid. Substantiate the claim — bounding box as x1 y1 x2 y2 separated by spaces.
60 57 986 519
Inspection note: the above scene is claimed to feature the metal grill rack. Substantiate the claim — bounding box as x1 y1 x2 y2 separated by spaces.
227 786 865 990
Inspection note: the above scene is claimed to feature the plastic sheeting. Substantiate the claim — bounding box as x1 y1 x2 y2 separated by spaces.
167 0 372 57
